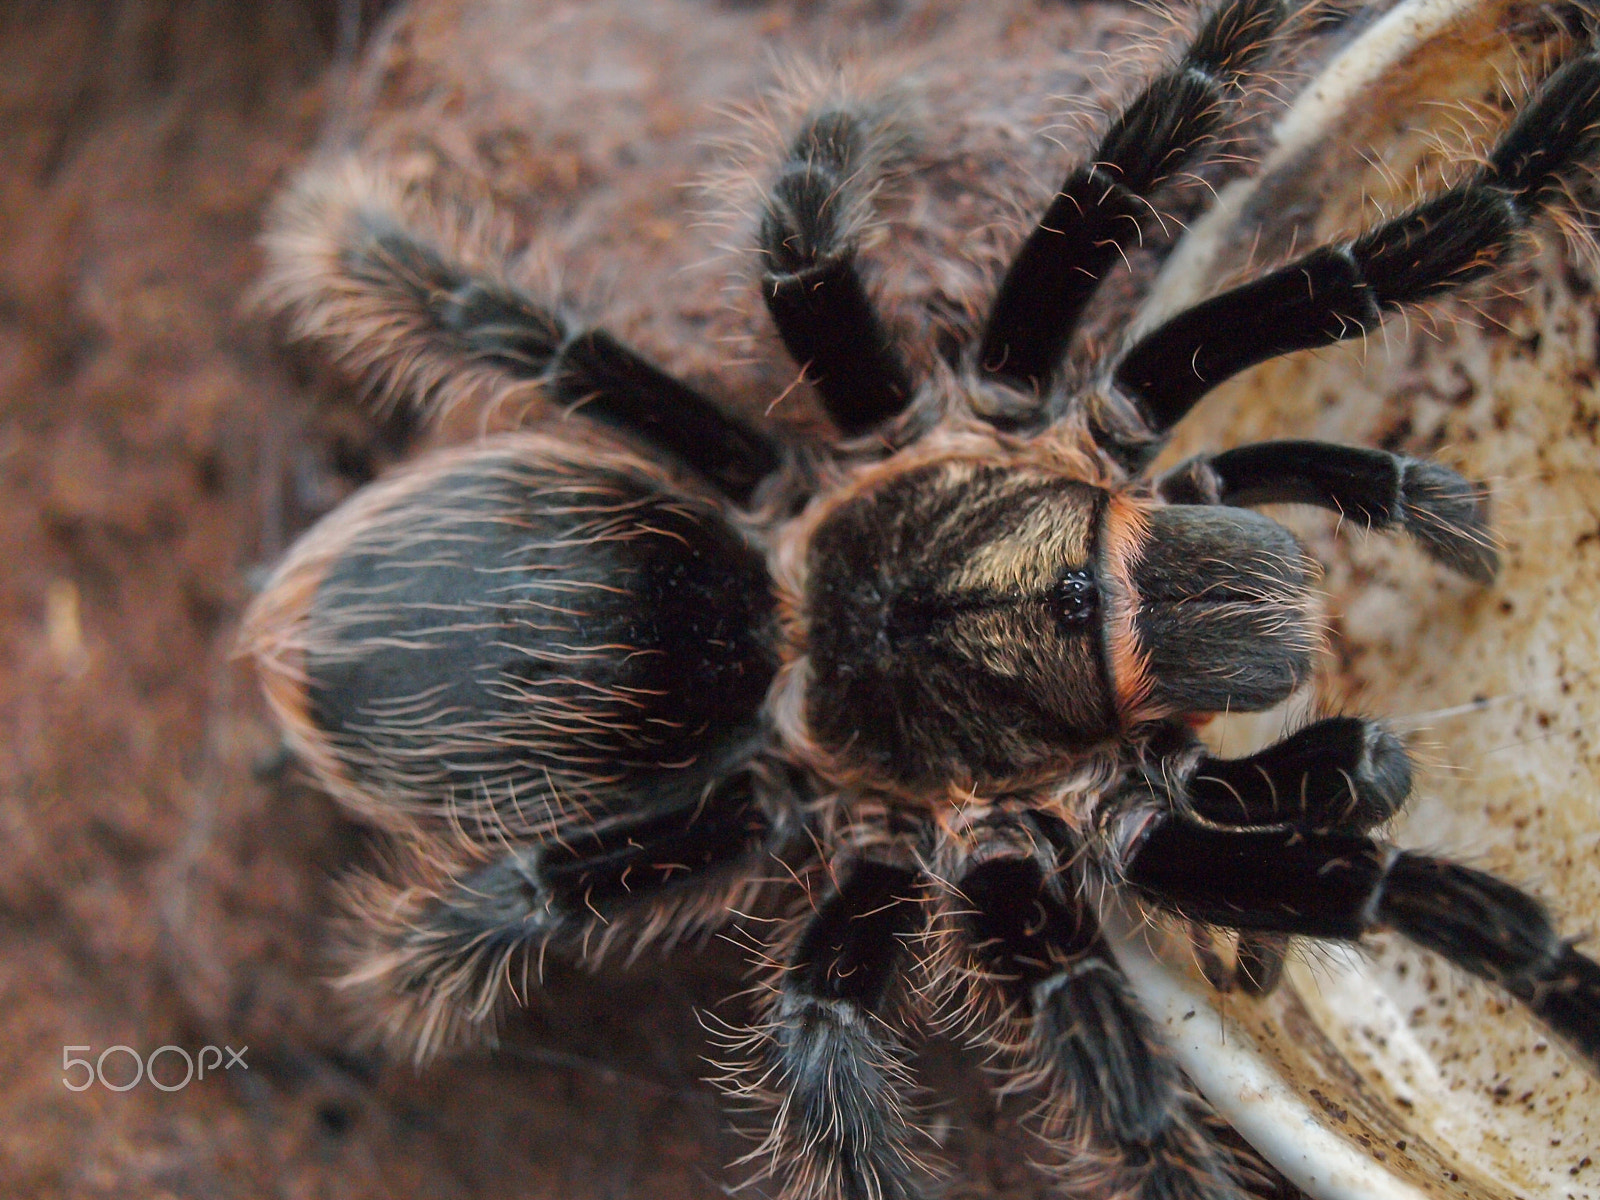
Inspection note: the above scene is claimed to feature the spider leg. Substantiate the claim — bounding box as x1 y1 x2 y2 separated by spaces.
740 857 929 1200
1107 52 1600 464
1150 717 1413 996
1114 804 1600 1070
1231 932 1288 996
1157 440 1497 582
977 0 1284 397
334 767 791 1062
266 169 781 502
1155 715 1413 832
946 828 1248 1200
759 110 916 436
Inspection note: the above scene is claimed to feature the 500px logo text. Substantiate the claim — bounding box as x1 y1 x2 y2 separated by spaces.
62 1044 248 1092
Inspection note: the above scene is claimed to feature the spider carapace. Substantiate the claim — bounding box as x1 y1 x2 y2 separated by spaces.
245 1 1600 1197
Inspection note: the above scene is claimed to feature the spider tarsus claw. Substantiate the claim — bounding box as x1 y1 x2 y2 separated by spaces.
1352 722 1413 828
1188 0 1285 79
1398 458 1499 584
1379 854 1600 1071
1491 51 1600 204
1534 945 1600 1071
1234 933 1289 997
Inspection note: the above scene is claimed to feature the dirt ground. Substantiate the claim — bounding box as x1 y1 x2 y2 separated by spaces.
5 0 1596 1198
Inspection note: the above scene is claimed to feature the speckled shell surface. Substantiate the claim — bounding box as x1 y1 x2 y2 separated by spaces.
296 0 1600 1194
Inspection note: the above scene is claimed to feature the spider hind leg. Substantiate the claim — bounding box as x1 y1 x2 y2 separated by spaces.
947 834 1249 1200
264 163 782 502
332 768 788 1063
730 858 930 1200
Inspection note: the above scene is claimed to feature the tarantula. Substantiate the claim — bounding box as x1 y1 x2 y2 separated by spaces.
244 2 1600 1197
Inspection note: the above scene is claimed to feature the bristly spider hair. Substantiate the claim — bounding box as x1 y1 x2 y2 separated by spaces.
244 2 1600 1198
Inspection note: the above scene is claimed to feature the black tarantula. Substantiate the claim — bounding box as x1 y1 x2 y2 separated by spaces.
245 2 1600 1198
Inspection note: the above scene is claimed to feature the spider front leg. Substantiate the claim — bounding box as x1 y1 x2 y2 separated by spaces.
1104 51 1600 463
733 856 929 1200
946 825 1247 1200
1157 441 1497 582
1153 716 1412 832
759 109 916 436
1111 787 1600 1070
978 0 1285 396
1149 716 1414 995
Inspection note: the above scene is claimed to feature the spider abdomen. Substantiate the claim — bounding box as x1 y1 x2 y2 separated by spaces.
245 432 779 831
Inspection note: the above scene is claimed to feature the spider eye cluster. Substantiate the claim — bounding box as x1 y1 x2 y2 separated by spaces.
1056 569 1098 626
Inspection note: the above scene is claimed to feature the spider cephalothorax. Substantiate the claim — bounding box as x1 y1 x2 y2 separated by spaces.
787 444 1318 792
244 2 1600 1197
